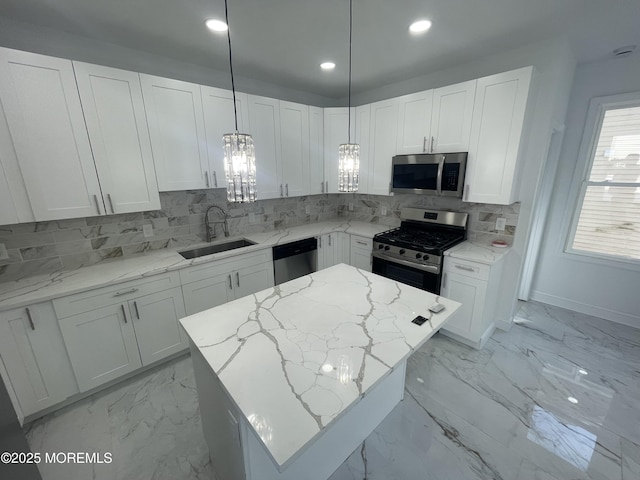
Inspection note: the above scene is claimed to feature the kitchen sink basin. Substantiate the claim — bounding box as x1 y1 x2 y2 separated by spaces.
178 239 256 259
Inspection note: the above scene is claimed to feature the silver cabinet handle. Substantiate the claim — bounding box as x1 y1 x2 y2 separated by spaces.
423 136 427 152
455 265 475 272
205 171 210 188
442 273 447 290
107 194 115 214
133 301 140 319
280 184 283 197
356 240 367 246
25 307 35 331
236 272 240 287
93 194 102 215
285 184 289 197
328 235 332 247
213 171 218 187
431 136 435 153
321 181 325 193
121 304 128 324
113 288 139 297
228 274 232 289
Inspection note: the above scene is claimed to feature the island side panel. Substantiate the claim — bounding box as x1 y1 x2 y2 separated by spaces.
191 343 247 480
243 362 407 480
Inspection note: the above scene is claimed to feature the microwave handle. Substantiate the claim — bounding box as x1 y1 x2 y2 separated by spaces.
436 155 444 196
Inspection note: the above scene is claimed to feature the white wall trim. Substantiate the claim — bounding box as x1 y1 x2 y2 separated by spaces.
530 290 640 329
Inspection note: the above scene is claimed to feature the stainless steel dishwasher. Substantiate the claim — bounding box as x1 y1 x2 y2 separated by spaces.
273 238 318 284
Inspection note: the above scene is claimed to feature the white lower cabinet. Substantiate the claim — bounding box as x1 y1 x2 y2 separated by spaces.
0 302 78 417
317 233 337 270
440 256 504 349
54 272 186 392
181 249 274 316
350 235 373 272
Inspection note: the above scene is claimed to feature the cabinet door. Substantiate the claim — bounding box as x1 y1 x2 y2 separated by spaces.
129 287 187 366
354 105 371 193
431 80 476 153
0 47 102 220
308 106 324 195
202 86 249 189
317 233 337 270
440 271 486 336
337 232 351 265
59 304 141 392
249 95 282 199
233 263 275 299
0 159 18 225
141 74 208 191
466 67 533 204
182 272 235 316
0 303 78 416
396 90 433 154
350 235 372 272
279 101 309 198
323 107 353 194
74 62 160 214
368 99 398 195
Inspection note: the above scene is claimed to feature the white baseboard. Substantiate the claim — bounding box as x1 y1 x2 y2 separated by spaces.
530 291 640 329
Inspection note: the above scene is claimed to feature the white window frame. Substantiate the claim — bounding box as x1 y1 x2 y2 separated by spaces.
565 91 640 267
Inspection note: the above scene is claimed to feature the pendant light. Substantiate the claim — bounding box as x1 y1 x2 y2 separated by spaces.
222 0 257 203
338 0 359 193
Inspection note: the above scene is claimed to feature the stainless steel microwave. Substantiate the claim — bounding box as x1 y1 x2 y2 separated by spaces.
390 152 467 197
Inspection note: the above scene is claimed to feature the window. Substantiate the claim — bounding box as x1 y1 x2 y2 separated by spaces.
568 98 640 262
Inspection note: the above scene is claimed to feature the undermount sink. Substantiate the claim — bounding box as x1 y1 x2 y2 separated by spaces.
178 239 256 259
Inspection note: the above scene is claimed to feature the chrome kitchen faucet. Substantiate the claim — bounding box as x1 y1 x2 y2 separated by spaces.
205 205 230 242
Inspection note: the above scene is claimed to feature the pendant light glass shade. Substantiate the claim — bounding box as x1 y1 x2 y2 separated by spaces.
338 143 359 192
223 132 257 203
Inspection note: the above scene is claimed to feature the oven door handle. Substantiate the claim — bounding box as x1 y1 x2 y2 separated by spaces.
372 251 440 274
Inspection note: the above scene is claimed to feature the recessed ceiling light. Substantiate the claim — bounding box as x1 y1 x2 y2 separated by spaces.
205 18 228 32
409 19 432 34
320 62 336 70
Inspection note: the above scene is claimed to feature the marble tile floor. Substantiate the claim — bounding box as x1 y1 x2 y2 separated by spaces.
24 300 640 480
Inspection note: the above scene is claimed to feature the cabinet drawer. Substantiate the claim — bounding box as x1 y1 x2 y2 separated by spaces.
443 257 489 281
350 235 373 250
53 271 181 318
179 248 272 285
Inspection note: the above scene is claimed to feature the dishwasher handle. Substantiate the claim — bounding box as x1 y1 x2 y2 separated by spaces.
272 237 318 260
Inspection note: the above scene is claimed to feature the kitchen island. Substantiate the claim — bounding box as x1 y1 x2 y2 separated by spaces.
180 264 461 480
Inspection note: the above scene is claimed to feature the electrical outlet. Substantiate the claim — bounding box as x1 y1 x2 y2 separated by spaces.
495 217 506 231
348 203 354 211
305 205 311 215
0 243 8 261
381 206 388 216
143 224 153 238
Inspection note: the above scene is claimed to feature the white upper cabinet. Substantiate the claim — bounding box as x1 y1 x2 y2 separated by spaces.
73 62 160 214
396 90 433 154
201 86 249 190
466 67 533 204
308 106 324 195
431 80 476 153
140 74 208 191
0 161 18 225
248 95 282 199
354 105 371 193
279 100 309 198
323 107 354 194
368 98 399 195
0 48 103 220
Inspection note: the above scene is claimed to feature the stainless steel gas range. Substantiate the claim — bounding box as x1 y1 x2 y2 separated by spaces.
372 208 468 294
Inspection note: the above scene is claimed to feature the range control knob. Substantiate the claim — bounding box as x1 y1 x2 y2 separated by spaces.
378 244 384 249
399 249 406 255
384 245 390 251
415 253 422 259
423 255 429 261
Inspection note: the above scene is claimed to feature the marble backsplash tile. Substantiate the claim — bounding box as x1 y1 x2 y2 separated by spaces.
0 189 518 281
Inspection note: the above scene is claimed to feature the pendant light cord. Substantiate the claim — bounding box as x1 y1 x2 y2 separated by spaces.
224 0 239 133
347 0 353 144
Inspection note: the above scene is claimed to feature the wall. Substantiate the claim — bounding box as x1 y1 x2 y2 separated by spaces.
0 190 518 282
530 53 640 328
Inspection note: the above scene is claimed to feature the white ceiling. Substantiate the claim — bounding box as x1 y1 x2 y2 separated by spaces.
0 0 638 99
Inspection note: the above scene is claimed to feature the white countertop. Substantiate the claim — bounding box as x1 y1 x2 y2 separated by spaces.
179 263 460 469
445 240 511 265
0 220 390 311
